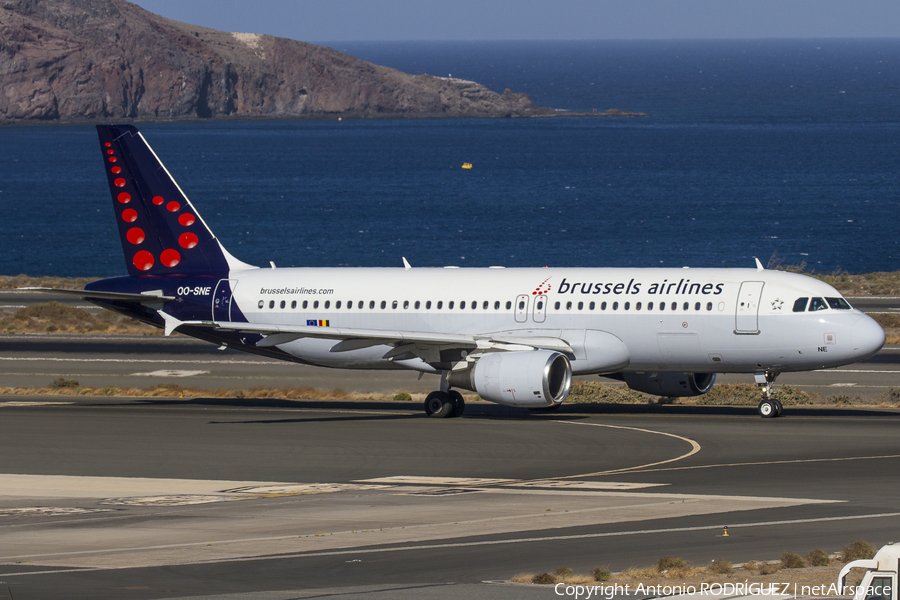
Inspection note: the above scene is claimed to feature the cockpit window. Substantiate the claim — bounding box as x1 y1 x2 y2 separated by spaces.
826 297 852 310
792 298 809 313
808 297 829 312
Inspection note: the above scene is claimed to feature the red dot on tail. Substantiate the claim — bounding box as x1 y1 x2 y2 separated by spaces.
114 178 126 188
152 196 164 205
166 201 180 213
161 249 181 267
111 166 122 174
179 232 198 249
133 250 154 271
178 213 195 226
117 192 131 204
126 227 145 245
122 209 138 223
104 142 112 148
106 149 114 155
108 156 117 163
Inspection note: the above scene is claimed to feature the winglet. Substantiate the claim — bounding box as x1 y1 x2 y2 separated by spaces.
402 257 412 270
755 258 765 271
158 310 184 336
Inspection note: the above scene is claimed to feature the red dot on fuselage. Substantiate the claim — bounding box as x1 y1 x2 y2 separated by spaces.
104 142 112 147
111 166 122 174
178 214 195 226
114 178 126 188
117 192 131 204
166 201 180 212
152 196 164 205
107 149 114 155
133 250 154 271
160 249 181 267
108 156 117 163
122 209 138 223
179 232 198 249
126 227 145 245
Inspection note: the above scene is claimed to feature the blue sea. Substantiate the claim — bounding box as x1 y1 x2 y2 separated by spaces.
0 39 898 277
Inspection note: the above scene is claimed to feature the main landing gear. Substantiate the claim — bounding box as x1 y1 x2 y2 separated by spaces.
755 370 783 418
423 372 465 418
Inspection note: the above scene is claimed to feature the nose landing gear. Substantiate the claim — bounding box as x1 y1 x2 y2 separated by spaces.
755 370 783 418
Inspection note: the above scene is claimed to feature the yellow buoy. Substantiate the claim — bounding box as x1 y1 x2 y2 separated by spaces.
461 163 473 169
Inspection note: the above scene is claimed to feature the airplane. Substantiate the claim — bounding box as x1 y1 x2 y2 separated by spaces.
26 125 886 419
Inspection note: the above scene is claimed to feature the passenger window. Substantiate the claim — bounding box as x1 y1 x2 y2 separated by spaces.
460 301 466 309
624 302 630 310
346 300 351 308
660 302 665 311
671 302 677 310
449 301 454 309
808 297 828 312
314 301 319 309
519 301 525 310
324 301 330 309
589 301 595 310
392 300 398 309
472 301 477 310
258 300 264 309
483 301 489 309
683 302 689 311
280 300 286 309
303 300 308 309
358 301 363 309
601 301 607 310
793 298 809 312
426 301 432 309
415 301 420 309
380 301 386 309
636 302 642 311
554 301 560 310
437 301 443 309
269 300 274 309
707 302 713 311
537 301 544 310
292 300 297 309
369 301 375 309
612 302 619 310
648 302 654 310
566 301 572 310
694 302 700 311
494 301 500 310
506 301 512 310
403 300 409 309
336 301 341 309
826 297 852 310
577 301 583 310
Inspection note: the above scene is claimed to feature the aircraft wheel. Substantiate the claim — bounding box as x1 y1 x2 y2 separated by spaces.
774 399 784 417
424 391 453 418
758 399 777 418
448 390 465 418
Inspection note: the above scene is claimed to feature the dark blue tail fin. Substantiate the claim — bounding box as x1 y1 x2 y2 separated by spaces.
97 125 253 277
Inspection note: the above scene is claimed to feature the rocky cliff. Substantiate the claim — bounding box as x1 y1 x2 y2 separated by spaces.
0 0 553 121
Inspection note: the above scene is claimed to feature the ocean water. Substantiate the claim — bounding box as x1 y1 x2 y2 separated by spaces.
0 39 898 277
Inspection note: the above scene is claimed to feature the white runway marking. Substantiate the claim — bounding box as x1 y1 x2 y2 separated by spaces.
131 370 209 377
357 476 517 486
0 401 74 407
0 507 114 517
511 480 667 490
0 357 284 365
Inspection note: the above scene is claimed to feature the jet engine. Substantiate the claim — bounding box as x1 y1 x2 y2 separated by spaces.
622 372 716 397
448 350 572 408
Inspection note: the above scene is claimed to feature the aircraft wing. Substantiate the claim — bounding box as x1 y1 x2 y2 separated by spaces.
162 312 574 363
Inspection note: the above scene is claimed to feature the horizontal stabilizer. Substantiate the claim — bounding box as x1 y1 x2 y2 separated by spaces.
19 287 174 303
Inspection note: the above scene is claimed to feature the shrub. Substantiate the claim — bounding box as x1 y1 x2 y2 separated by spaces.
710 559 733 574
392 392 412 402
842 541 877 562
780 552 805 569
49 378 79 389
806 549 830 567
758 563 780 575
554 567 574 578
656 556 689 572
532 572 556 584
592 565 612 582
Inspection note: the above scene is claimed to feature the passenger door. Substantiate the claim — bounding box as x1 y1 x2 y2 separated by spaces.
514 294 529 323
735 281 764 334
213 279 238 322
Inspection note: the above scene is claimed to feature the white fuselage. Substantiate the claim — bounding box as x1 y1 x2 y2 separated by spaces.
220 266 884 375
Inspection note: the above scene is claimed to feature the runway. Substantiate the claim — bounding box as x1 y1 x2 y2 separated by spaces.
2 397 900 599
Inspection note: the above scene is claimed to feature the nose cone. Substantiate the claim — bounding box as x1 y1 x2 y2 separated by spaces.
851 314 886 361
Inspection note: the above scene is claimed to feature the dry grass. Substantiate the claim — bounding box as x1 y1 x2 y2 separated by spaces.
512 541 874 589
0 301 160 335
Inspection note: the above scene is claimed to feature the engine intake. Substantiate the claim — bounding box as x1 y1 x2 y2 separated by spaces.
623 372 716 397
448 350 572 408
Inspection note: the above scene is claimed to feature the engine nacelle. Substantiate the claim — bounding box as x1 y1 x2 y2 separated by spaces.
623 372 716 397
448 350 572 408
